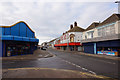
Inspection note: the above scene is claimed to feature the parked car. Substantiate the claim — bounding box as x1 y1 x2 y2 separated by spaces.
41 47 46 50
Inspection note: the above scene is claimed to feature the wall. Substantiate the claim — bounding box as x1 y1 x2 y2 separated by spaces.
0 22 35 38
82 21 119 41
60 32 82 44
115 20 120 34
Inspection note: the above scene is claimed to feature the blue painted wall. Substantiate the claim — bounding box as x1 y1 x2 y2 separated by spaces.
0 40 2 57
0 22 34 38
0 21 38 42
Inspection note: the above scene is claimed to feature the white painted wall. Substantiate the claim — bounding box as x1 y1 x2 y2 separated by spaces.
82 21 119 40
115 20 120 34
60 32 83 44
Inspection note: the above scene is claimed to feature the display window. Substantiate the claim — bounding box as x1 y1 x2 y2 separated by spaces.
6 42 31 56
97 47 119 56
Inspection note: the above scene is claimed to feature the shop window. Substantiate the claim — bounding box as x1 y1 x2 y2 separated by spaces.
87 31 94 38
98 24 115 37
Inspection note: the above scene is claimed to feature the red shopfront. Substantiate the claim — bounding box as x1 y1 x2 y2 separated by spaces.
54 42 83 51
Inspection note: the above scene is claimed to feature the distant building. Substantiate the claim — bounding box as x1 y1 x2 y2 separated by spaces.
48 38 57 49
0 21 39 57
82 14 120 56
54 22 85 51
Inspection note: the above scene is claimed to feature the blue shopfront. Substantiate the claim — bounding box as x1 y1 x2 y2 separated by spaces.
0 21 39 57
83 40 120 56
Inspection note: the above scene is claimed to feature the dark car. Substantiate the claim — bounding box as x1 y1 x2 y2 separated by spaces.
41 47 46 50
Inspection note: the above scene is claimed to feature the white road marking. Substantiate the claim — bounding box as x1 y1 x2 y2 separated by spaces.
47 52 56 57
61 59 96 75
89 71 96 75
44 54 49 57
82 68 88 71
75 65 81 68
48 51 96 75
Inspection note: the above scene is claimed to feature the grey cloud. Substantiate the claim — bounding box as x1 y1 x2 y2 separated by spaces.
0 1 117 44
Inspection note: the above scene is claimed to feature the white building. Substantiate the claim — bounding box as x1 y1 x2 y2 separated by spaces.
54 22 85 51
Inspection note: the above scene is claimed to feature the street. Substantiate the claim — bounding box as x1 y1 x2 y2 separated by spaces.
2 49 119 79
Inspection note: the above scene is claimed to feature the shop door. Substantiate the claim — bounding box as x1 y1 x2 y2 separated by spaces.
84 45 94 54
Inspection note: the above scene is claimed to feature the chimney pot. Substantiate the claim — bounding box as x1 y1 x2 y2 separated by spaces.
70 24 73 29
74 22 77 26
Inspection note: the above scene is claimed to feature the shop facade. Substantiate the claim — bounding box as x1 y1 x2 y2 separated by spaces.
97 40 120 56
0 21 39 57
83 39 120 56
54 42 82 51
82 14 120 56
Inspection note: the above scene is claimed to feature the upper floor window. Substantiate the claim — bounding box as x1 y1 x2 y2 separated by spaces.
98 23 115 37
87 31 94 39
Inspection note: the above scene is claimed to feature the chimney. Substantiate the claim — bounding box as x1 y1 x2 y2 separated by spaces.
70 24 73 29
74 21 77 27
63 33 65 35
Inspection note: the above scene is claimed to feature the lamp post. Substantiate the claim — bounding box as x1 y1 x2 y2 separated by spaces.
67 33 69 51
115 1 120 14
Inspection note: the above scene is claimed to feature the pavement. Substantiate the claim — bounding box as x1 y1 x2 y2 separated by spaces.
1 49 54 60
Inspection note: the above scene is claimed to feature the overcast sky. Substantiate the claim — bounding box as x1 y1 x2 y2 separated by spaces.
0 0 118 44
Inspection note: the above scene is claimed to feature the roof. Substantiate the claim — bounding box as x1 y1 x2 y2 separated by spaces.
97 14 120 27
49 38 57 43
0 21 35 33
85 22 100 31
68 26 85 32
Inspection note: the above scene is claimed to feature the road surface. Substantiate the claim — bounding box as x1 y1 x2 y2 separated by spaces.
2 49 119 79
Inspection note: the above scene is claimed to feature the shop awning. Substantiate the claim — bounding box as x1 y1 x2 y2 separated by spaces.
54 42 82 47
0 35 39 42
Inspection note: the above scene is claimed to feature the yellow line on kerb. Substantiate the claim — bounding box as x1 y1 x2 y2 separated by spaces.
6 67 114 79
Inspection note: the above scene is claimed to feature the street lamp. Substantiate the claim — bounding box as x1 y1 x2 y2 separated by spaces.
115 1 120 14
67 33 69 51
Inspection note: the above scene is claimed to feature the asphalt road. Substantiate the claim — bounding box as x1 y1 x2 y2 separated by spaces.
2 49 119 79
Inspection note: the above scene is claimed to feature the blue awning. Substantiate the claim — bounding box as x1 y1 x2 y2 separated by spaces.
0 35 39 42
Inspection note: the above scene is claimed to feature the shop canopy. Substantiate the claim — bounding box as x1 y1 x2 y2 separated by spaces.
54 42 82 47
1 35 39 42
